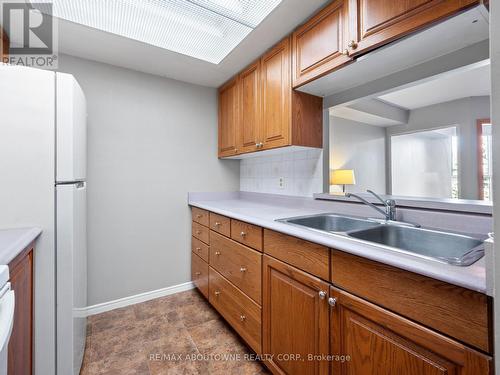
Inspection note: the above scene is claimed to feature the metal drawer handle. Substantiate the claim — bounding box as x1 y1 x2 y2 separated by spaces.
195 272 201 276
215 251 221 256
240 266 247 273
240 315 246 321
240 231 246 237
214 290 221 296
328 297 337 307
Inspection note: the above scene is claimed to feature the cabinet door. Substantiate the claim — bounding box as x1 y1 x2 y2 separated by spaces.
218 77 239 157
1 27 8 60
348 0 478 56
263 255 329 375
292 0 352 87
8 248 34 375
260 38 291 150
238 61 261 153
330 286 492 375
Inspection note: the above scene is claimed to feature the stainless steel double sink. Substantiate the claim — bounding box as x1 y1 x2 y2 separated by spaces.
277 214 485 266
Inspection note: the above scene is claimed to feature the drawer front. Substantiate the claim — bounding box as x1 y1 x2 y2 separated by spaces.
192 207 209 227
331 250 492 354
209 212 231 237
210 231 262 304
209 267 262 353
231 219 263 251
191 237 209 263
192 222 210 245
191 252 208 298
264 229 330 280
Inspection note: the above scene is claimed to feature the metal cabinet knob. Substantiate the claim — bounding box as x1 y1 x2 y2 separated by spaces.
215 251 221 256
318 290 327 299
240 266 247 273
328 297 337 307
196 230 201 235
341 49 349 55
214 222 221 227
195 272 201 276
240 231 246 237
196 247 201 252
240 315 246 321
214 290 221 296
259 142 264 148
347 40 358 49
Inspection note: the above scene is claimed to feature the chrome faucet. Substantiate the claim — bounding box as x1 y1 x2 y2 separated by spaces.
345 190 396 221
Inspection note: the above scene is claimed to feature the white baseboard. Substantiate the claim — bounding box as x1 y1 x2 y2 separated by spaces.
81 281 195 317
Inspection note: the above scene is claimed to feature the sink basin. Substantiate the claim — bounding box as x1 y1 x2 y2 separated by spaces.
277 214 381 233
348 225 484 266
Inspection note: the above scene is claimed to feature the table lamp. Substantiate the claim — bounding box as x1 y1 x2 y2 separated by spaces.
330 169 356 193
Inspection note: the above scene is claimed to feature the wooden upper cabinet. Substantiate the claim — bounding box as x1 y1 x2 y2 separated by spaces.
330 286 492 375
237 61 261 153
263 255 330 375
218 77 239 157
292 0 352 87
348 0 479 56
1 27 8 61
260 38 292 150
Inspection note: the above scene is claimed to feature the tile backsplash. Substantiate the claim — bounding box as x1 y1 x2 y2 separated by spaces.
240 149 324 197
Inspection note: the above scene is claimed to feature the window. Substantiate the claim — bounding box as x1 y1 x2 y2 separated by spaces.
477 119 492 201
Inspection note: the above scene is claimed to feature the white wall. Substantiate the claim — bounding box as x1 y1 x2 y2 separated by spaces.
387 96 490 199
240 148 323 197
57 54 240 305
490 1 500 374
329 117 386 193
0 66 57 375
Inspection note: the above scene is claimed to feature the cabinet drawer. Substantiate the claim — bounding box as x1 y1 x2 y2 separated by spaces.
192 207 209 227
191 252 208 299
209 213 231 237
191 237 209 263
264 229 330 280
231 219 263 251
192 222 209 244
331 250 492 353
209 267 262 353
210 231 262 304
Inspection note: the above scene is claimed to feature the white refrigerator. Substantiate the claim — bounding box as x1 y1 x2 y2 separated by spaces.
0 65 87 375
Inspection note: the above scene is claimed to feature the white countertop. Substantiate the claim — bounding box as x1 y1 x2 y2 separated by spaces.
188 192 488 295
0 227 41 265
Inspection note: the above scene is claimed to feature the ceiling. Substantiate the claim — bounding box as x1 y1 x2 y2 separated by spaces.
52 0 328 87
378 63 491 110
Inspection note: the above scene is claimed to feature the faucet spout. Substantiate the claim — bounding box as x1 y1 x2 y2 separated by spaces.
345 192 389 220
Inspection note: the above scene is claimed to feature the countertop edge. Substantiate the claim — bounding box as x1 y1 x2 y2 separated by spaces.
0 227 42 265
189 200 487 295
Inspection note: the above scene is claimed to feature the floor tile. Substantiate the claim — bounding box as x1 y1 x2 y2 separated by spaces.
81 289 269 375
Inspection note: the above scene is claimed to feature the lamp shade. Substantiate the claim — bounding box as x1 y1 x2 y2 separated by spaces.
330 169 356 185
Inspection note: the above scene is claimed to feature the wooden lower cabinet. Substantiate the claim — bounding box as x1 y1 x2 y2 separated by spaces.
330 286 492 375
191 252 209 299
8 245 34 375
209 268 262 353
263 255 329 375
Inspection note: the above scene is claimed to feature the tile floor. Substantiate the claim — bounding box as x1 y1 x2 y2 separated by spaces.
80 289 269 375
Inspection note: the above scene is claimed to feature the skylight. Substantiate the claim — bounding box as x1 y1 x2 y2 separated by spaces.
32 0 283 64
